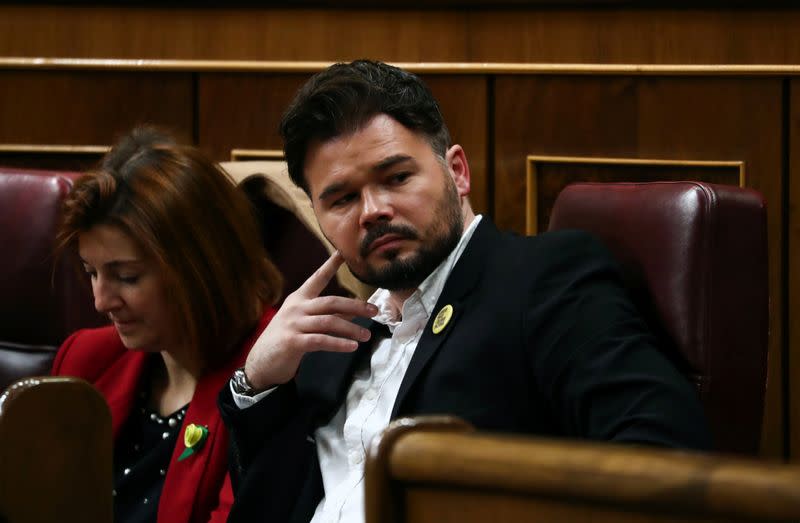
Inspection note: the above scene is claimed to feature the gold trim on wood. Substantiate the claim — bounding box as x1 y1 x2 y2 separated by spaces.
0 144 110 154
2 58 800 76
525 155 746 235
229 149 285 161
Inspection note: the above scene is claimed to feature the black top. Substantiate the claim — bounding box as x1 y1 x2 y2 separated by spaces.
113 392 189 523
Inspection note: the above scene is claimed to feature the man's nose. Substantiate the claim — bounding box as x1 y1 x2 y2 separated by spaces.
359 188 394 228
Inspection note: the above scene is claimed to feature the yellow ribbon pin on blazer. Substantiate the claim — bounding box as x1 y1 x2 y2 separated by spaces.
178 423 209 461
432 304 454 334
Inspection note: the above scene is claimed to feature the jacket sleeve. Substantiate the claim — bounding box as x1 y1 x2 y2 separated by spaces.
217 380 321 522
527 231 712 450
217 380 302 487
50 330 84 375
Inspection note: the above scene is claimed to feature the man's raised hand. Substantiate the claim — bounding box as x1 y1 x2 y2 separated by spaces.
243 252 378 391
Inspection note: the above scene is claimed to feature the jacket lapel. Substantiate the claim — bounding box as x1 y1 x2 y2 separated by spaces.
159 359 238 523
159 307 275 523
391 218 498 418
296 319 389 425
93 349 149 440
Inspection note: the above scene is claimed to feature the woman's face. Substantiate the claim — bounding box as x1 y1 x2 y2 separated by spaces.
78 224 174 352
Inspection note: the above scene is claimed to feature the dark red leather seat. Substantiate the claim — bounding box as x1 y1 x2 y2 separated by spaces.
0 167 105 391
548 181 768 455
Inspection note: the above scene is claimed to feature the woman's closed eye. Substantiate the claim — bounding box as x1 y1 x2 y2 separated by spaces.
117 274 141 285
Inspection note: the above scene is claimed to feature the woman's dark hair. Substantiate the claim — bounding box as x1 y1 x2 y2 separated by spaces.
57 126 282 366
280 59 451 193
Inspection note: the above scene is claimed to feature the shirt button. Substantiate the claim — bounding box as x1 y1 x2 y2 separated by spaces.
349 452 363 466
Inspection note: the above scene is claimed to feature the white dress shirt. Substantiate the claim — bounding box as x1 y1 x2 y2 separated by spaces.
234 215 482 523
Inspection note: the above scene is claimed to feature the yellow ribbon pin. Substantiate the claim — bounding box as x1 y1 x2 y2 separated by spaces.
178 423 209 461
432 304 454 334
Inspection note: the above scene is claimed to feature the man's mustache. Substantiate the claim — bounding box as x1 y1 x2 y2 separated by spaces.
360 223 418 257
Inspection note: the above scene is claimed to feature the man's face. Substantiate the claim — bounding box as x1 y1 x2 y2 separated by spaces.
305 114 472 291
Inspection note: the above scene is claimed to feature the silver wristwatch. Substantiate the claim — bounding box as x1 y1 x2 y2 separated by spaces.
231 366 259 397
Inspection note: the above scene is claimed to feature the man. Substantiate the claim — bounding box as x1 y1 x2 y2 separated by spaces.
218 60 710 523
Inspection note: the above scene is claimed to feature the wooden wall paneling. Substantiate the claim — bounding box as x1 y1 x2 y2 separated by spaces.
466 8 800 64
0 70 193 147
790 79 800 462
424 76 489 215
5 6 800 64
0 6 470 62
0 145 108 171
197 73 311 161
494 75 784 458
494 76 638 233
199 73 489 214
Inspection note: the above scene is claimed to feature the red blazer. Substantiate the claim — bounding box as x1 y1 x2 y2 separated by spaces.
52 307 276 523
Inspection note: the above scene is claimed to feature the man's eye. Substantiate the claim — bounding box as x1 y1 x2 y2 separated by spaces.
332 193 357 207
390 172 410 184
118 275 140 284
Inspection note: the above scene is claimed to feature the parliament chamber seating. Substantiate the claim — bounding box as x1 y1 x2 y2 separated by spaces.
0 167 105 393
547 181 769 455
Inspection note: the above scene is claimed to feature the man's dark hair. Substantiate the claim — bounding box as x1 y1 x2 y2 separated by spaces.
280 60 451 193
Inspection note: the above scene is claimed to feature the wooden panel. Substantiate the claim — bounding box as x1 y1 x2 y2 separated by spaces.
0 6 468 62
199 74 489 213
404 488 728 523
468 9 800 64
0 146 108 171
197 73 310 161
790 80 800 462
0 377 112 522
0 71 193 145
425 76 489 215
494 76 784 458
3 6 800 64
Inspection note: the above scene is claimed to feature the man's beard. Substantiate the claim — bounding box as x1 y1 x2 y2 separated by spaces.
351 181 464 291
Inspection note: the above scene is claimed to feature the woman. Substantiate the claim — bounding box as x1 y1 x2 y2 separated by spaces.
51 127 283 523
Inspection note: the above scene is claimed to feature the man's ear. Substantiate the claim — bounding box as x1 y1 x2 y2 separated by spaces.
445 145 471 197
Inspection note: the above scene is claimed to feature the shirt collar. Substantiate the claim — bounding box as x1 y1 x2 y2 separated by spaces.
369 214 483 326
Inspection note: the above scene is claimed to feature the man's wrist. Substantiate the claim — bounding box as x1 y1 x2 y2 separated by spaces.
231 366 265 397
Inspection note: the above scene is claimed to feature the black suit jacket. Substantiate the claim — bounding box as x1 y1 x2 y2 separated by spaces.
219 218 711 522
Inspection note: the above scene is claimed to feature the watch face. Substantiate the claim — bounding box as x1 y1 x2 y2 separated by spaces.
233 369 252 395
